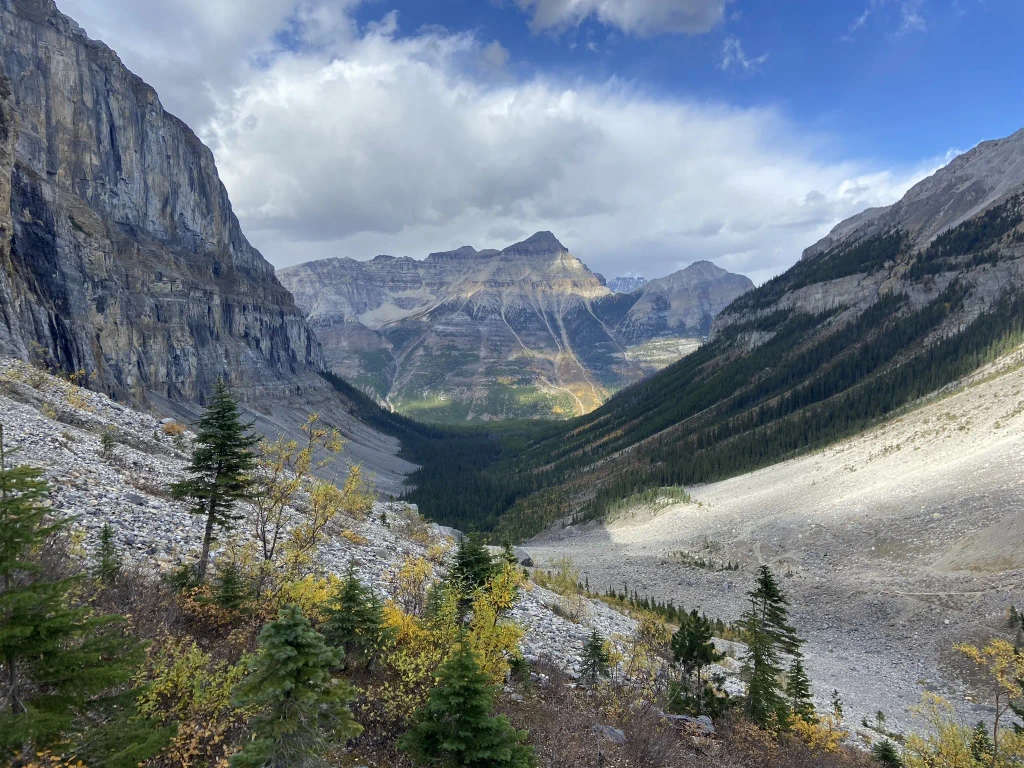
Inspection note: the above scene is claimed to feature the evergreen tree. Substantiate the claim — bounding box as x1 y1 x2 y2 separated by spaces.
214 560 250 611
785 657 815 723
970 720 994 763
171 380 259 583
0 425 164 761
399 640 535 768
580 631 611 684
95 522 122 585
321 564 392 667
671 610 724 688
871 739 902 768
451 532 496 590
748 565 801 654
231 604 361 768
501 540 518 568
740 566 801 730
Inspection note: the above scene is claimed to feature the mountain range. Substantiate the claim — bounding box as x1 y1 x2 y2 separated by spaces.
279 236 752 422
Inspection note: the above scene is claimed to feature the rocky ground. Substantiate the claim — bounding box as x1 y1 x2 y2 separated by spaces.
530 349 1024 736
0 357 645 681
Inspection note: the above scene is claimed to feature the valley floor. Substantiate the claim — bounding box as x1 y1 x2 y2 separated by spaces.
530 349 1024 734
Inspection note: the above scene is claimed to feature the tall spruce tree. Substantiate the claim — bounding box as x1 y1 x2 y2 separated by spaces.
580 630 611 684
451 532 496 590
321 564 391 668
400 640 535 768
231 604 361 768
740 566 802 730
0 425 165 762
171 380 259 583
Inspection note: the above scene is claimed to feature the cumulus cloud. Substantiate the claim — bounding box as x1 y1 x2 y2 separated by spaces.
515 0 730 36
55 0 940 284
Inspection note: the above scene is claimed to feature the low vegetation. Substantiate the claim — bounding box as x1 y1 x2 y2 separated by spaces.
5 384 1024 767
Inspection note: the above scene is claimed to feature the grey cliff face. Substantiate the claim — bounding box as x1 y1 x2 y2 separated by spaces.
279 235 752 422
715 128 1024 344
0 0 322 403
804 127 1024 260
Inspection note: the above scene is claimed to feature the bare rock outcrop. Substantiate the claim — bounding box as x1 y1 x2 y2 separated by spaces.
0 0 322 404
804 128 1024 260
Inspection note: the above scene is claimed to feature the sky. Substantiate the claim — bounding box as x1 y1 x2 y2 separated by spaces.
57 0 1024 284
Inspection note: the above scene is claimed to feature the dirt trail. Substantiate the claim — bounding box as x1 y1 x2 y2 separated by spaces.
530 352 1024 734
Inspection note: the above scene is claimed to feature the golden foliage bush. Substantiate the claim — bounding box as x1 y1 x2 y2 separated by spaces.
341 529 369 546
136 638 251 767
161 421 187 437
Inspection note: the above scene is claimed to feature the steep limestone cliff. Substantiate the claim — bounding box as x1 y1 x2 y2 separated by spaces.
0 0 322 403
0 0 416 495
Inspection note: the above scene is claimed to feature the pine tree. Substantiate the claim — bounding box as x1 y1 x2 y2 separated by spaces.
95 522 122 585
671 610 724 688
970 720 994 763
451 532 496 590
580 631 611 684
786 657 815 723
740 566 801 730
399 640 535 768
871 739 902 768
171 380 259 583
214 560 250 611
321 564 392 667
501 540 517 568
231 604 361 768
0 425 164 761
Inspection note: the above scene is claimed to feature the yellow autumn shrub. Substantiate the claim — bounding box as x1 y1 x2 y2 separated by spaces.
136 638 251 767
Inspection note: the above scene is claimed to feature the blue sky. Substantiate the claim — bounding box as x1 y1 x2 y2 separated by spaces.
60 0 1024 283
351 0 1023 165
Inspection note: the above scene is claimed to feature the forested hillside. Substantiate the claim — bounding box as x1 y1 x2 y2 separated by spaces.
403 192 1024 539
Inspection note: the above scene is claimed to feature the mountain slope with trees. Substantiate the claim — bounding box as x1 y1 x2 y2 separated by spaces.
402 137 1024 536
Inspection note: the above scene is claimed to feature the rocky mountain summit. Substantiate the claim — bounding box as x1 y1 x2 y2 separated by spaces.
606 276 648 294
804 127 1024 260
279 235 752 422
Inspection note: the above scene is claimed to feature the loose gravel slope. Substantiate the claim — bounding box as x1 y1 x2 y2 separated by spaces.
530 350 1024 733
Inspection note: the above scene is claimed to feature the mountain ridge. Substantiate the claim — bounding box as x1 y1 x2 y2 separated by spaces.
279 234 753 422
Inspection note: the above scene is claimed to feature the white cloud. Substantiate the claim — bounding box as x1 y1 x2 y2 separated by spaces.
515 0 730 36
54 0 941 285
719 36 768 73
845 0 928 38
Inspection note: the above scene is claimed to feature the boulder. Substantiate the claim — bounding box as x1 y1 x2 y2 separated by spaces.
591 725 627 745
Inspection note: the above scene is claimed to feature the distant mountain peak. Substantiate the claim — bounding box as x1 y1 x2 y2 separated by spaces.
427 245 480 261
607 276 647 294
502 231 569 256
